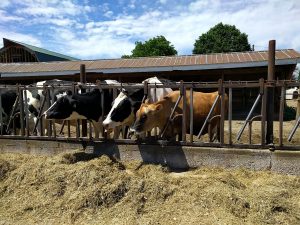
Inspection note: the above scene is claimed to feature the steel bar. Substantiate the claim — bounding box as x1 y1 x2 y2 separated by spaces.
0 89 3 134
189 87 194 143
160 95 182 138
220 80 225 144
80 64 87 137
23 88 30 137
18 88 25 136
260 79 266 146
6 91 19 134
236 94 261 141
279 84 285 146
46 88 53 137
228 86 232 145
33 91 47 135
181 81 187 142
141 81 148 103
197 95 220 139
288 115 300 142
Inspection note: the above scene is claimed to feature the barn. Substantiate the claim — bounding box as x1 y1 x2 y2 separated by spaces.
0 48 299 115
0 38 78 63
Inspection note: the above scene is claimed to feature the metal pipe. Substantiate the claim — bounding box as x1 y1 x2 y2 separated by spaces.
197 95 220 139
279 84 285 146
228 86 232 145
160 95 182 138
288 115 300 142
236 94 261 141
260 79 266 146
266 40 276 145
19 87 25 136
189 87 194 143
181 81 186 142
0 89 3 134
23 88 29 137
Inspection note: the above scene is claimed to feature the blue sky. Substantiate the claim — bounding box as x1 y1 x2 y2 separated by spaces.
0 0 299 60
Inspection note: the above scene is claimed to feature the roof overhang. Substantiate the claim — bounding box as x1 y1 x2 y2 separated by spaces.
0 58 299 78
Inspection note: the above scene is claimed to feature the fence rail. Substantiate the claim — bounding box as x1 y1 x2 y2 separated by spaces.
0 79 299 150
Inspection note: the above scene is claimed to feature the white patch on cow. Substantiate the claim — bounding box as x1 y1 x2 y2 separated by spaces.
143 76 173 102
64 111 87 120
103 92 127 129
55 91 67 100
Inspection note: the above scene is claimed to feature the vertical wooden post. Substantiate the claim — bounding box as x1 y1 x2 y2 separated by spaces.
266 40 275 146
80 64 87 137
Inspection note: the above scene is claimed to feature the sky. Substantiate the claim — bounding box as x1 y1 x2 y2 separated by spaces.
0 0 299 60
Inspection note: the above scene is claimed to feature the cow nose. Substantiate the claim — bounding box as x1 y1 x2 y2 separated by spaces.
103 124 109 130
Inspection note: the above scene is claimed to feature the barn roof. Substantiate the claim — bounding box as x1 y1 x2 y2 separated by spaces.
0 49 299 78
2 38 78 62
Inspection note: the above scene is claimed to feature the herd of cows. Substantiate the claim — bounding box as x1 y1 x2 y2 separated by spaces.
0 77 226 141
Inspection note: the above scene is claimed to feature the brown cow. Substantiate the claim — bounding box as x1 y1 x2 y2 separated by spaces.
130 90 228 141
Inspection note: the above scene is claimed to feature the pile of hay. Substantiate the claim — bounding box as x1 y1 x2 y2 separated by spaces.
0 152 299 225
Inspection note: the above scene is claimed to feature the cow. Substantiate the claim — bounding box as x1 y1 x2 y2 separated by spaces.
102 77 173 136
44 80 119 138
25 79 75 135
130 90 228 141
0 90 21 135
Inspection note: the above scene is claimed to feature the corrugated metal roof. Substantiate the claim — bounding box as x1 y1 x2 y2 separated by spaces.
0 49 299 78
3 38 79 61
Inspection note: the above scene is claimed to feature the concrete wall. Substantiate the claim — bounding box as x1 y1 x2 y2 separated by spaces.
0 139 300 175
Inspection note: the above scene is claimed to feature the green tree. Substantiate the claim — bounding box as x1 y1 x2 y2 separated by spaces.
193 23 252 54
122 35 177 58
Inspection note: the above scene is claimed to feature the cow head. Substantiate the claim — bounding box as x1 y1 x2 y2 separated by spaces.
103 88 143 131
130 101 163 134
44 91 85 120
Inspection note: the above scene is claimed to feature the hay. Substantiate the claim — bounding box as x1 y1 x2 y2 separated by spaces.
0 152 299 225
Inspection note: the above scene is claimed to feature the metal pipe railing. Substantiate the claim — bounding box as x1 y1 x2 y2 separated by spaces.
0 80 299 149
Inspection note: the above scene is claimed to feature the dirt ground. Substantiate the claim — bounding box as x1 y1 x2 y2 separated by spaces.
0 152 300 225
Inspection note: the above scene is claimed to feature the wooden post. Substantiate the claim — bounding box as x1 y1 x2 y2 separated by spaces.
266 40 275 146
80 64 87 137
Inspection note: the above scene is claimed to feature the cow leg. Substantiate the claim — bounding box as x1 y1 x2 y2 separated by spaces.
113 126 121 139
91 120 101 139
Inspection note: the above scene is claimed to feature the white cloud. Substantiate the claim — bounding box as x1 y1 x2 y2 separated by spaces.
1 0 300 59
0 9 24 22
0 29 42 48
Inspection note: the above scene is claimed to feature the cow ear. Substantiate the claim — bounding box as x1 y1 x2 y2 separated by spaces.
66 90 72 96
155 104 162 112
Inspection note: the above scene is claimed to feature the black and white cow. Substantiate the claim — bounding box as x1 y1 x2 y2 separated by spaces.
0 90 20 134
44 80 119 138
25 79 75 135
102 77 173 135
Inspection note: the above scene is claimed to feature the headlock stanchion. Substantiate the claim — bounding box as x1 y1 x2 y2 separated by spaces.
160 90 183 138
236 78 265 143
0 80 300 150
197 94 220 139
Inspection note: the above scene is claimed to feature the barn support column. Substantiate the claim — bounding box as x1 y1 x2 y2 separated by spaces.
80 64 88 137
266 40 275 146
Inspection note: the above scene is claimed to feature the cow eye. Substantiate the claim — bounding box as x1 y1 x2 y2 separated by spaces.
141 114 147 120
